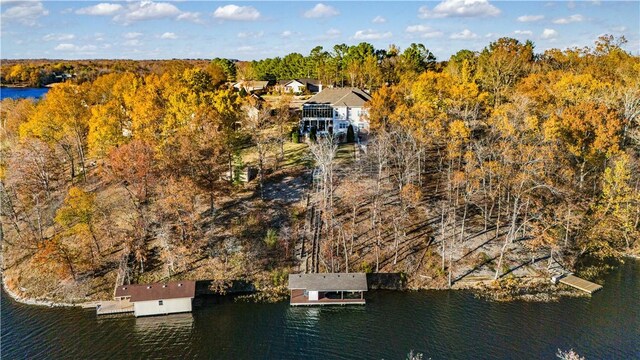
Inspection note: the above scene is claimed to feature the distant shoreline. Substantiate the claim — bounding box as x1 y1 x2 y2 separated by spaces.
1 84 57 89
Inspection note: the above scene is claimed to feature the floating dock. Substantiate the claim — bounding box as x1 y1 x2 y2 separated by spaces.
557 274 603 294
96 300 134 315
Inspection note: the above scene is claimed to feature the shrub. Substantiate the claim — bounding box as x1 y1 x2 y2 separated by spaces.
346 124 355 143
264 228 278 249
291 130 299 144
309 127 317 142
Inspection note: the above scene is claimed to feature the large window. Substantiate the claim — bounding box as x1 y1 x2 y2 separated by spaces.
303 104 333 119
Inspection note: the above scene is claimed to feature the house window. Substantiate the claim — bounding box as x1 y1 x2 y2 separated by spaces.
339 123 347 129
159 300 163 306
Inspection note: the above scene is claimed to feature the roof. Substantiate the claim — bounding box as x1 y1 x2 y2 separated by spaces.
288 273 368 291
304 88 371 107
114 280 196 302
234 80 270 90
297 78 321 86
281 78 321 87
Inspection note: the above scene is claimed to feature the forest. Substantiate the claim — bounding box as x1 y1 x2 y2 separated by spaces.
1 35 638 302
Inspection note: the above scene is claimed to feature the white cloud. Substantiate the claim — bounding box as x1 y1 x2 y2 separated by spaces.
76 3 122 16
237 31 264 39
54 43 97 52
236 45 255 53
213 4 260 21
114 1 182 24
124 39 143 47
405 25 444 38
514 30 533 36
43 33 75 41
320 28 341 39
281 30 293 38
553 14 585 24
124 32 143 39
372 15 386 23
450 29 479 40
517 14 544 22
541 28 558 39
353 29 392 40
176 12 202 23
304 3 339 18
160 32 177 39
419 0 500 19
1 1 49 26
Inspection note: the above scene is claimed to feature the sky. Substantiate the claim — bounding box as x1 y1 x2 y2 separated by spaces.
1 0 638 60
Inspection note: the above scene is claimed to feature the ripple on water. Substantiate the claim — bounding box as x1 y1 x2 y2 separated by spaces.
2 260 639 359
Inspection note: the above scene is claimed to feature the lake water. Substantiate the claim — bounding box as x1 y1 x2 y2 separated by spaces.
2 259 638 359
0 87 49 100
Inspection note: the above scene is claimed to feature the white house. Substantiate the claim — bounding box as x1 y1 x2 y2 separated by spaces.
114 280 196 317
300 87 371 137
281 78 322 94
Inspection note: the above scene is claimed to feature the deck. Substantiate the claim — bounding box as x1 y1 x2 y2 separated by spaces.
96 300 134 315
559 275 603 294
290 289 365 306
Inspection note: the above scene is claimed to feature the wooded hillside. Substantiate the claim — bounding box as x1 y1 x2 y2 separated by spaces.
1 35 638 302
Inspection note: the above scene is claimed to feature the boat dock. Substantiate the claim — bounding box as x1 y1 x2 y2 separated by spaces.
554 274 603 294
96 300 134 316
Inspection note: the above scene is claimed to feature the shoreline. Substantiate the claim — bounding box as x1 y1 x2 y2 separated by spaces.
1 276 80 308
4 257 636 309
1 274 581 309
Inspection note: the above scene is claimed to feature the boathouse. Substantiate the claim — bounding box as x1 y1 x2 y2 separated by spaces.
287 273 368 306
114 280 196 317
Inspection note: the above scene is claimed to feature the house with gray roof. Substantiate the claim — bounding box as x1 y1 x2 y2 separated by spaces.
300 87 372 138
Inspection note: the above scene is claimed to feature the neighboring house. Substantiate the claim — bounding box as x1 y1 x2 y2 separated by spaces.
280 78 323 94
300 87 372 136
233 80 272 94
114 280 196 317
288 273 368 306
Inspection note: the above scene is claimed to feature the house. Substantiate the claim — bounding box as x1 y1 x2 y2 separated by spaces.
233 80 272 94
287 273 368 306
113 280 196 317
280 78 323 94
300 87 372 136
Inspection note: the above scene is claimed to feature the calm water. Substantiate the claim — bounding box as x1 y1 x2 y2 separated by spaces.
0 87 49 100
2 259 638 359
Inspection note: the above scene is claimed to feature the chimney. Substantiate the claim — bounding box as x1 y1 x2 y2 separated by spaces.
319 82 323 92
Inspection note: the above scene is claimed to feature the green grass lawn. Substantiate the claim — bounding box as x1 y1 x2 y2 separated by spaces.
335 143 356 165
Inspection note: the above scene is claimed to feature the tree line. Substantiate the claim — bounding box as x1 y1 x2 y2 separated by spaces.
302 35 639 284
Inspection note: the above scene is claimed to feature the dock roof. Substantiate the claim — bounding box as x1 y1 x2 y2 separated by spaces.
288 273 368 292
114 280 196 302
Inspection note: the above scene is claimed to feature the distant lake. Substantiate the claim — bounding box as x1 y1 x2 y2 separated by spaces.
0 87 49 100
2 259 639 359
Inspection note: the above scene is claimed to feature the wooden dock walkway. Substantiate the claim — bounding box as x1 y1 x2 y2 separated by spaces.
558 274 603 294
96 300 134 316
289 289 365 306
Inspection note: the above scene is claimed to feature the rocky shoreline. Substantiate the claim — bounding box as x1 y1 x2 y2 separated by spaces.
1 276 80 308
2 274 590 309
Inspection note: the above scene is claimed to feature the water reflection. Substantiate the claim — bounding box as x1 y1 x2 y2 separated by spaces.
134 313 194 334
2 260 639 359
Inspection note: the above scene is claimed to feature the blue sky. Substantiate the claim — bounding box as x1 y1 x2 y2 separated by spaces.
1 1 638 60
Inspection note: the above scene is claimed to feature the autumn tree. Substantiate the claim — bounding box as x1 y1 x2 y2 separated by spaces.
55 186 102 263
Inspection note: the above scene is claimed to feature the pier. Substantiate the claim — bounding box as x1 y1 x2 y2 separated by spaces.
553 274 603 294
96 300 134 316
